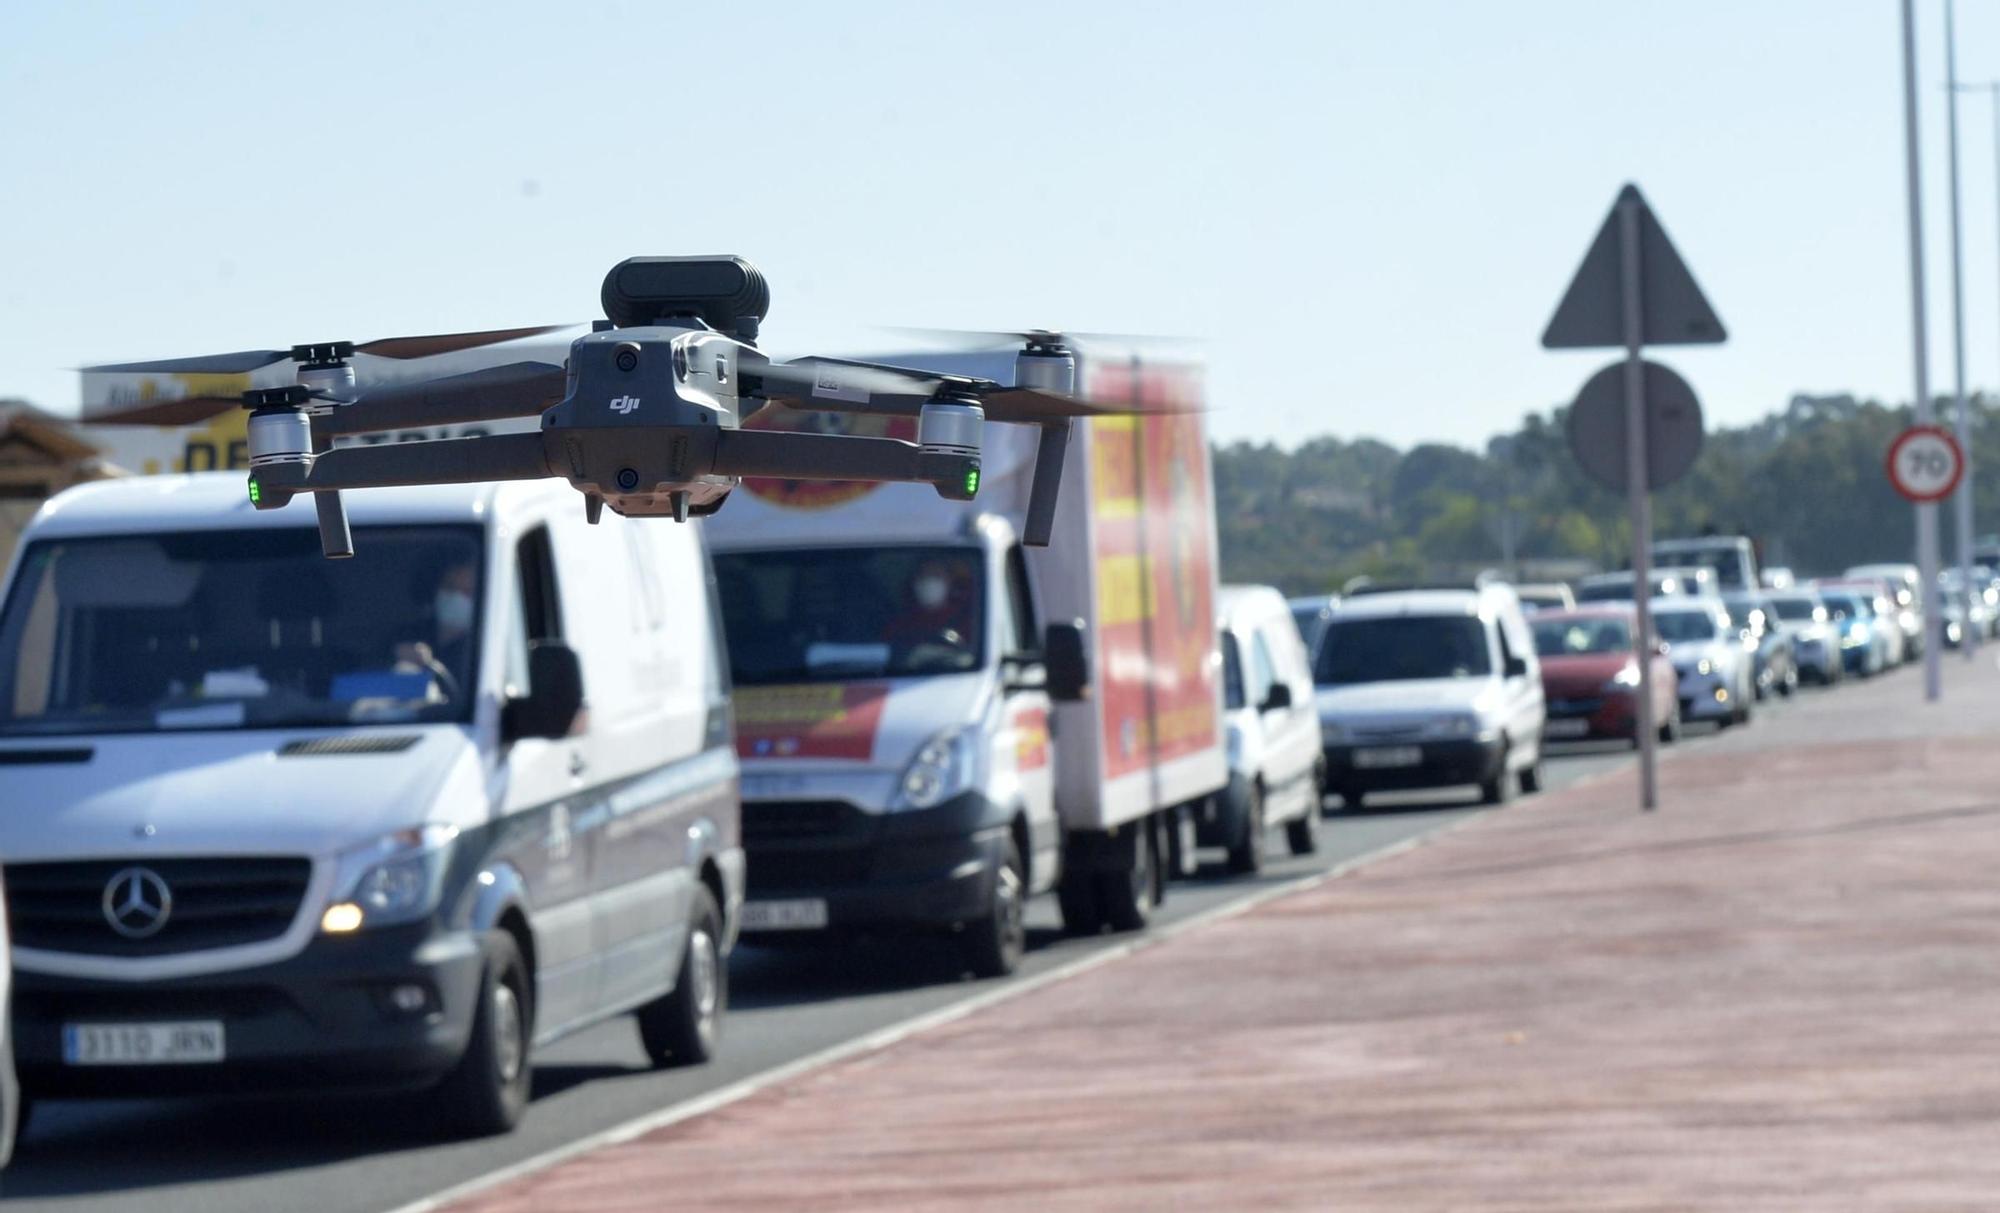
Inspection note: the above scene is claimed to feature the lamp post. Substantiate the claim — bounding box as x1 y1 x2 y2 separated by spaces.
1901 0 1945 702
1943 0 1980 654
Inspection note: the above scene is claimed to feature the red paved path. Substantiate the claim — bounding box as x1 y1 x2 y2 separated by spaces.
450 656 2000 1212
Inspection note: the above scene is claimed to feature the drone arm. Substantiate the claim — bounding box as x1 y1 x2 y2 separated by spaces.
711 429 978 498
252 432 555 505
314 362 566 437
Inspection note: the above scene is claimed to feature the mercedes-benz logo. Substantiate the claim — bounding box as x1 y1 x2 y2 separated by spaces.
102 867 173 940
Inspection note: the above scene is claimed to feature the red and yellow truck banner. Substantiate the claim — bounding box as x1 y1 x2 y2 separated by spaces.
1087 395 1218 783
733 683 890 761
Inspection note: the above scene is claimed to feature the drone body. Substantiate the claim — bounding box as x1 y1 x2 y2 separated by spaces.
94 257 1173 559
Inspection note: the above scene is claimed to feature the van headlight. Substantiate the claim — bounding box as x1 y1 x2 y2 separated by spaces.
1432 715 1478 738
324 824 458 931
894 727 980 811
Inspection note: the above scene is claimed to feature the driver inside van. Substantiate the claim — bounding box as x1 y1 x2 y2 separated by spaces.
394 560 478 697
882 558 977 669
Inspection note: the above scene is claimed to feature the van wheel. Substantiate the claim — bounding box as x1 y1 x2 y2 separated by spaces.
1284 797 1320 856
1098 823 1159 933
429 931 533 1138
1226 785 1265 875
961 838 1027 979
1056 864 1103 936
638 886 725 1067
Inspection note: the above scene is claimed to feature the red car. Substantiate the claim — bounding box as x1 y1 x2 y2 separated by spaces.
1530 606 1682 745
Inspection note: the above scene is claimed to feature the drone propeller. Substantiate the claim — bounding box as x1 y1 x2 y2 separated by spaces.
881 325 1192 350
86 324 575 377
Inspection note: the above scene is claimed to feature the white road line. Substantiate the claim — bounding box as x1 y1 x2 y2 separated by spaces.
389 771 1626 1213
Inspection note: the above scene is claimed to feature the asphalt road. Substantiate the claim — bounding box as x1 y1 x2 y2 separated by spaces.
0 706 1790 1211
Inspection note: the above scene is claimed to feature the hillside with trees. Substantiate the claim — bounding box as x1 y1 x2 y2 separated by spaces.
1215 393 1997 595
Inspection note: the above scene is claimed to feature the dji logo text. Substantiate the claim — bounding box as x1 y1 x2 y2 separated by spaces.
609 396 641 415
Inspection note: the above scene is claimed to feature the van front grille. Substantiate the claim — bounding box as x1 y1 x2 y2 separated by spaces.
4 857 312 958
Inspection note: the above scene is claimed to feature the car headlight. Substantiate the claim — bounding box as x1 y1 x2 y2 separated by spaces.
1603 664 1642 690
324 824 459 931
894 727 980 810
1432 714 1477 738
1696 658 1714 677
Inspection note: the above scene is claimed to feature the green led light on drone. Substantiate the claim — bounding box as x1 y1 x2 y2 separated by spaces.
247 477 262 506
964 468 980 496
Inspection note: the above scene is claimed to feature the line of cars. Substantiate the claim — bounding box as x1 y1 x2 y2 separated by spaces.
0 383 1982 1171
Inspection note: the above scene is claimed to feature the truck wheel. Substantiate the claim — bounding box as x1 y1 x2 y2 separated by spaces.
1098 824 1159 932
960 838 1027 979
1225 784 1265 875
1284 796 1320 856
638 886 725 1067
429 930 533 1138
1057 864 1104 936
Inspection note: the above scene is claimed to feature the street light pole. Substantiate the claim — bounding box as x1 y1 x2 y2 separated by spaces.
1901 0 1945 702
1944 0 1979 655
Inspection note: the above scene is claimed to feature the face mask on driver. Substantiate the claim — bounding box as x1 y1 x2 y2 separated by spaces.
434 589 476 633
914 576 950 610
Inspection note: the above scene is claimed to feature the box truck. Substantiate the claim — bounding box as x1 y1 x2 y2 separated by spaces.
706 345 1225 976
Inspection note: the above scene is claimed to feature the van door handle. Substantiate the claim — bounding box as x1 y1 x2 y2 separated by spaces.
568 752 587 779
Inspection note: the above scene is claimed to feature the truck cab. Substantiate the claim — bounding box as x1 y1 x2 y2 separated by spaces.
714 513 1081 977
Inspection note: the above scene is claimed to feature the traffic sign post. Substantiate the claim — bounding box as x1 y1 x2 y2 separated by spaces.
1545 184 1725 813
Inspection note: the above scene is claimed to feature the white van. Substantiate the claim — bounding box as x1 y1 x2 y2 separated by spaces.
0 474 741 1137
1314 582 1545 809
707 345 1225 972
1208 586 1322 872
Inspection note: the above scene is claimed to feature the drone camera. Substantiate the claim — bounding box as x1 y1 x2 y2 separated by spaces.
600 256 770 337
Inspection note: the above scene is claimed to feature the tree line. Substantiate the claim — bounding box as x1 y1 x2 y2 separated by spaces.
1214 393 1998 595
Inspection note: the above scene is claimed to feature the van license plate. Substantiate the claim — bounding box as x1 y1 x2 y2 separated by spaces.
740 899 829 931
63 1021 225 1066
1353 746 1423 769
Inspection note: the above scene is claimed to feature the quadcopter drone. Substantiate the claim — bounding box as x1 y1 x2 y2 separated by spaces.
91 257 1174 559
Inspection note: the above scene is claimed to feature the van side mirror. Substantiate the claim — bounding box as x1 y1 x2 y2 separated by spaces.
1504 654 1529 679
1260 682 1293 711
1043 620 1090 702
504 641 586 742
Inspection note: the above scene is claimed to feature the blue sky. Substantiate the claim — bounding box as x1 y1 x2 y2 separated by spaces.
2 1 1996 450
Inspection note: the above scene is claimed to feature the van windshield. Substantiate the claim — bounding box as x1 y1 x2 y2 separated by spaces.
1315 615 1491 685
0 526 484 737
714 546 985 685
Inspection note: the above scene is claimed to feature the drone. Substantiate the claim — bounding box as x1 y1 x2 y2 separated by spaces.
90 257 1174 559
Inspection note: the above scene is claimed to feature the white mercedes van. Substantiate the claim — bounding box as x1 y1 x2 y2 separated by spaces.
0 474 741 1137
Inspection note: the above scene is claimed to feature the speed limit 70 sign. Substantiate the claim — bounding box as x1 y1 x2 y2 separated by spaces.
1887 425 1966 503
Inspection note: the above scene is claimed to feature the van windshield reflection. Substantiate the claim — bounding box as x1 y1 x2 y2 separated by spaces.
0 526 484 736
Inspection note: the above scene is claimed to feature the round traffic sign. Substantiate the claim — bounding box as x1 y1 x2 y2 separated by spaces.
1566 359 1706 492
1885 425 1965 503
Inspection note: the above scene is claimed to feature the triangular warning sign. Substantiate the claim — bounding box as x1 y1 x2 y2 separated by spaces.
1542 184 1727 349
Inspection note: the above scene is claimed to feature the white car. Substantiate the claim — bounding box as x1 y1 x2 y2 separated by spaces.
1314 582 1546 809
1209 586 1323 873
1654 600 1754 726
1766 591 1845 685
